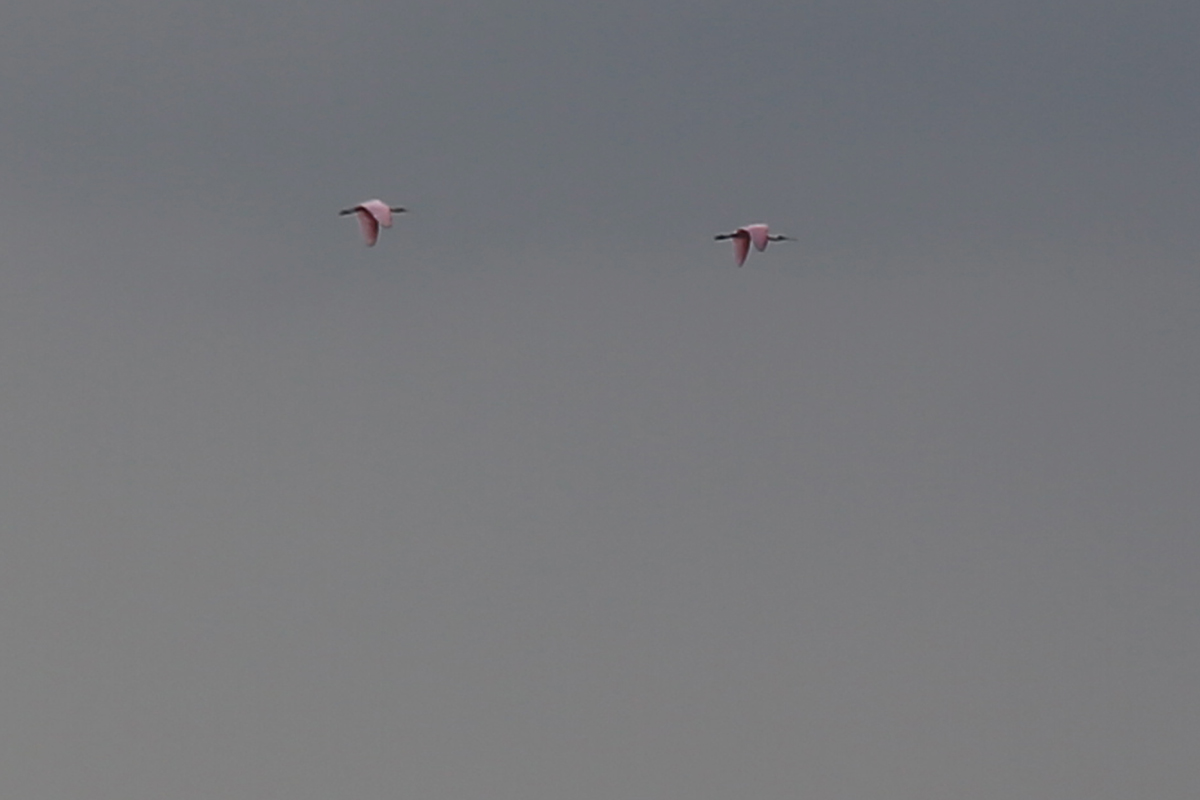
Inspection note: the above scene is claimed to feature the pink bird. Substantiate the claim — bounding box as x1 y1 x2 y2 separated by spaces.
340 199 407 246
714 223 794 267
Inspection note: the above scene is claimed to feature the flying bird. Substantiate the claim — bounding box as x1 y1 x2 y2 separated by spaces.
714 223 794 267
340 199 407 246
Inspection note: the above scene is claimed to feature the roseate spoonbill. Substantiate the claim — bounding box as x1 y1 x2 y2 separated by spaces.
714 223 794 266
340 199 407 246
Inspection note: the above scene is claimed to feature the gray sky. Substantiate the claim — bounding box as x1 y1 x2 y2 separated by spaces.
1 2 1198 798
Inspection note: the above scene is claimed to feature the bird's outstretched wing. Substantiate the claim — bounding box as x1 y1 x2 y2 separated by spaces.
733 233 750 266
356 208 380 246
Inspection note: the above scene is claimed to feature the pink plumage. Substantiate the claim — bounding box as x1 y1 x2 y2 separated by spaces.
714 223 795 266
732 230 751 267
359 199 394 230
355 208 381 246
340 198 408 246
745 224 770 252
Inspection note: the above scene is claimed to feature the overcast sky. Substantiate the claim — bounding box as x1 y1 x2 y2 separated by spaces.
1 2 1198 798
